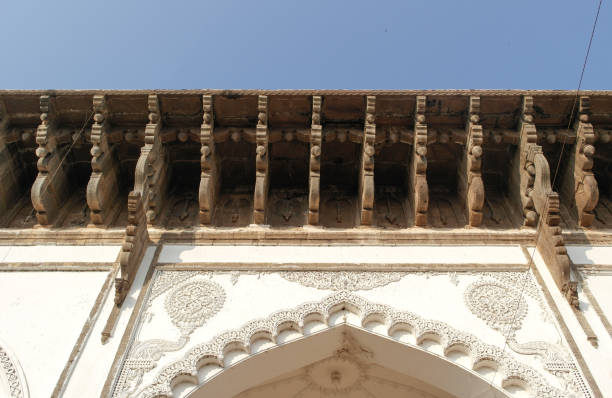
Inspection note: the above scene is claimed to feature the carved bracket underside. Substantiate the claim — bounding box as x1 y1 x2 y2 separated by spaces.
87 94 121 225
31 95 70 225
410 96 428 226
253 95 269 224
308 96 322 225
572 97 599 227
359 96 376 225
460 96 484 227
199 95 218 225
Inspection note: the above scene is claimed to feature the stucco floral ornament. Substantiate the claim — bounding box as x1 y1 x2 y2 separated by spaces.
281 271 406 291
164 279 225 336
464 280 528 335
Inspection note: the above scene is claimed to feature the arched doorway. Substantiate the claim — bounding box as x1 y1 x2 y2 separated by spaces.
186 325 513 398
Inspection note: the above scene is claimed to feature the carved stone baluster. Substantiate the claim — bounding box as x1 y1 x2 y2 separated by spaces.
253 95 269 225
572 96 599 227
87 94 121 225
410 96 428 226
134 94 168 226
308 96 322 225
199 95 218 225
358 96 376 226
31 95 68 226
460 96 484 226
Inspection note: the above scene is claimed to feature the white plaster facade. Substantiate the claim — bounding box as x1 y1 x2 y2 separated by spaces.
1 244 611 398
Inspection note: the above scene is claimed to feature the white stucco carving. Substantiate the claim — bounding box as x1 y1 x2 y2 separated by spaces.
281 271 406 290
133 290 582 398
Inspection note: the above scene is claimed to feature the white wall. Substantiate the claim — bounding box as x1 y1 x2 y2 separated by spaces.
0 271 108 398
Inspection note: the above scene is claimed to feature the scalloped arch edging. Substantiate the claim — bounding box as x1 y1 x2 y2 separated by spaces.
129 291 574 398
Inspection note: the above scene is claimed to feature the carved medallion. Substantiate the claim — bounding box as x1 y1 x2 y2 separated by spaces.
281 271 406 291
164 279 225 335
464 280 528 334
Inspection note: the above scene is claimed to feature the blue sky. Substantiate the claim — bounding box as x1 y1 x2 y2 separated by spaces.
1 0 610 89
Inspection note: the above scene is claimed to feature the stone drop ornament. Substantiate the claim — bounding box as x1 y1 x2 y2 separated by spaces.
164 279 226 336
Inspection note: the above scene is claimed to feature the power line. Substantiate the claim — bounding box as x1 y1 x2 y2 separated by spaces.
476 0 603 395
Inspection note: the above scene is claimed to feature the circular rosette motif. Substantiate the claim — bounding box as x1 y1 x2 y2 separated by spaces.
464 280 528 335
164 279 225 335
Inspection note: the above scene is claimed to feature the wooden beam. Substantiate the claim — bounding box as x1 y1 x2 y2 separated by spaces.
199 95 218 225
253 95 269 225
359 96 376 225
308 96 322 225
410 96 428 226
86 94 121 225
459 96 485 227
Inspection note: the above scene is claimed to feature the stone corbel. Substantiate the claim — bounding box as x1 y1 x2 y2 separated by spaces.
31 95 69 226
308 95 322 225
459 96 484 227
86 94 121 225
410 95 428 226
199 95 219 225
253 95 269 225
134 94 169 226
571 96 599 227
358 96 376 225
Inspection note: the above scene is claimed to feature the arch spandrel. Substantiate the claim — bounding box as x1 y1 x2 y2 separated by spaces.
123 286 578 398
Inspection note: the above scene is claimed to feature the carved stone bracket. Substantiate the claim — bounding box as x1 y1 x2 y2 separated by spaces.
358 96 376 225
87 94 121 225
518 97 572 301
134 94 169 225
31 95 69 225
308 96 322 225
570 96 599 227
253 95 269 225
460 96 485 227
115 191 149 305
199 95 218 225
410 96 428 226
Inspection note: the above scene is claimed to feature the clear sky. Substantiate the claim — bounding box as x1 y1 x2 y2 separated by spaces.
1 0 610 89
